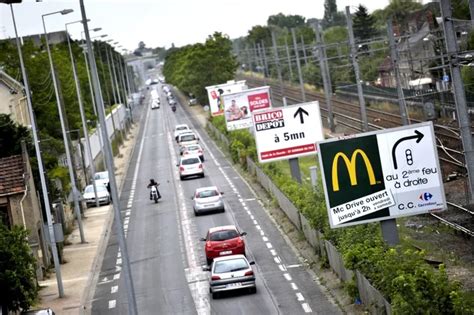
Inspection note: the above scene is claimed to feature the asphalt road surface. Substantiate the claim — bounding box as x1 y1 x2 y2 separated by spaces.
91 84 342 314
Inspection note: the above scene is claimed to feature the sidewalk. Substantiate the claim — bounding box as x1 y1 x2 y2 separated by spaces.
37 121 141 314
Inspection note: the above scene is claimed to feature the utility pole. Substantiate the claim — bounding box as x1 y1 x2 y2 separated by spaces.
440 0 474 203
79 1 138 314
387 18 409 125
284 36 294 81
301 35 308 66
314 21 335 132
105 44 118 105
291 28 306 102
261 41 270 79
271 30 285 101
346 6 368 132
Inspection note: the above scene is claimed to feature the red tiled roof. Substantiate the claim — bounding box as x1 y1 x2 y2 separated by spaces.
0 155 25 195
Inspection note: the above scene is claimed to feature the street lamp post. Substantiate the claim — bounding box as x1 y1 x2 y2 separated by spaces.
42 9 86 243
66 20 100 207
5 1 65 298
79 1 138 313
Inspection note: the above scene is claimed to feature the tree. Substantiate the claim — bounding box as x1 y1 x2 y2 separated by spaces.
353 4 377 42
382 0 422 27
246 25 272 48
321 0 345 29
0 114 30 158
0 222 38 313
267 13 306 29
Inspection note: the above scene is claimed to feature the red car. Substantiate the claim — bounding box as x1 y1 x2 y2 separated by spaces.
200 225 247 265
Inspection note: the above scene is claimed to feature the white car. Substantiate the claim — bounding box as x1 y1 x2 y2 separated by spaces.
93 171 109 188
83 184 110 208
192 186 224 215
151 100 160 109
177 154 204 180
181 143 204 161
174 124 191 140
177 132 199 147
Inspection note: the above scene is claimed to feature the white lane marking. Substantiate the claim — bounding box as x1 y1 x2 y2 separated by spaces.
291 283 298 290
117 252 121 258
256 225 261 230
111 285 118 294
113 273 120 280
284 273 292 281
260 230 265 236
266 242 273 249
253 220 258 225
278 265 286 272
270 249 277 256
262 236 268 242
108 300 116 309
296 292 304 301
245 198 256 201
286 264 303 269
274 257 281 264
302 303 312 313
250 215 255 220
116 258 122 265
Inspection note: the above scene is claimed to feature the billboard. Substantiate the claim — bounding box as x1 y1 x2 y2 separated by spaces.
205 80 247 116
252 102 324 163
317 122 446 228
222 86 271 131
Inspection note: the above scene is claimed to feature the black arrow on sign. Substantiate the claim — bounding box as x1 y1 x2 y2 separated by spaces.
293 107 309 124
392 130 424 169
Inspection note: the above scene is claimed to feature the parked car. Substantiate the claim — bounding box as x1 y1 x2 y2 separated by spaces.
22 308 55 315
174 124 191 140
200 225 246 264
93 171 109 188
181 143 204 161
177 132 199 147
82 184 110 208
192 186 224 216
203 254 256 299
177 155 204 180
188 98 198 106
151 99 160 109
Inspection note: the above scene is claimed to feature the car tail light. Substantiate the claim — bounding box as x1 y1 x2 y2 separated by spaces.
206 242 212 248
179 166 184 171
198 164 203 169
237 238 243 246
244 270 254 276
211 275 221 280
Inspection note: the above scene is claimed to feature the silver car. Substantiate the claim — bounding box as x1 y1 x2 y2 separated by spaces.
177 155 204 180
203 254 256 299
192 186 224 215
82 184 110 208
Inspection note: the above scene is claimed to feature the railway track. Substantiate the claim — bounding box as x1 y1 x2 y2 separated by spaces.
243 75 473 238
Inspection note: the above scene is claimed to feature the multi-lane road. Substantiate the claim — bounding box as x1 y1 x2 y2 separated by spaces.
91 84 342 314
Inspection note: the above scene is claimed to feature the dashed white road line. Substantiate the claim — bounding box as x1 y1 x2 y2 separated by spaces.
111 285 118 294
108 300 116 309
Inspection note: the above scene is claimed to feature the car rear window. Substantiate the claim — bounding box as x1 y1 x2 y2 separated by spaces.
214 258 248 273
181 134 196 141
182 158 200 165
177 126 188 131
197 190 218 198
209 229 238 241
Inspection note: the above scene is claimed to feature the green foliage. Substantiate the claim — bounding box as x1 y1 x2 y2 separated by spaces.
321 0 346 29
163 32 237 105
0 222 38 313
247 25 272 48
49 165 70 196
0 114 31 158
353 4 377 42
267 13 306 29
378 0 423 26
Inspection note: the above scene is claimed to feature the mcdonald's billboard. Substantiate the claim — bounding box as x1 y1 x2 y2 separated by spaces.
317 122 446 228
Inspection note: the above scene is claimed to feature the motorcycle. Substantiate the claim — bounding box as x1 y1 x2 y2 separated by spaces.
150 185 161 203
172 105 177 113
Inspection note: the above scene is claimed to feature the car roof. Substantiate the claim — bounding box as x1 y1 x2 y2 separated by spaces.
175 124 189 129
195 186 218 193
208 225 237 234
213 254 247 263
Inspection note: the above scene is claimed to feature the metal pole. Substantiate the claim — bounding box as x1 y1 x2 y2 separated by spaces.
314 21 335 132
440 0 474 203
291 28 306 102
42 12 85 244
9 3 64 298
301 35 308 66
109 47 123 105
79 2 138 314
261 41 269 78
387 18 409 125
66 23 100 208
105 44 118 105
470 0 474 26
346 6 369 132
284 36 294 81
271 30 285 101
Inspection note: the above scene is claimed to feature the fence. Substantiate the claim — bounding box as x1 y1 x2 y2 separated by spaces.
206 123 392 313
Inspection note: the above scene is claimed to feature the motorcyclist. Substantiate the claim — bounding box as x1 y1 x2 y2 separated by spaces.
172 105 177 113
147 178 161 200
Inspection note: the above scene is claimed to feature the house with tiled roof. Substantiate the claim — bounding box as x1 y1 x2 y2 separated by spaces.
0 146 48 280
0 70 30 127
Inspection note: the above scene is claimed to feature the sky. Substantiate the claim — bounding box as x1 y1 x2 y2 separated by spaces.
1 0 394 52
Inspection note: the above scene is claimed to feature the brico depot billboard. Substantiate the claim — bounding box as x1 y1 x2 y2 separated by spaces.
205 80 247 116
222 86 271 131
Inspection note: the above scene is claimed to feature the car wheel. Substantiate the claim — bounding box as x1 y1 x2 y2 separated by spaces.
194 209 199 216
180 175 184 180
249 287 257 294
221 207 225 213
201 173 205 178
206 257 212 265
212 292 219 299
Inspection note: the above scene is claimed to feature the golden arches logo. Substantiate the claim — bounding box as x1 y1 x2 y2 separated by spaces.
331 149 376 192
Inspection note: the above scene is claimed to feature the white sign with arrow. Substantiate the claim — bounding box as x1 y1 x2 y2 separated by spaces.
252 101 324 163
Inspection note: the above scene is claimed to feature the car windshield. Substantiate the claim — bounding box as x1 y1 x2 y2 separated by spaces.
182 158 200 165
187 145 200 151
177 126 188 131
181 135 196 141
214 258 248 274
197 190 218 198
209 229 238 241
94 172 108 180
85 185 106 193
